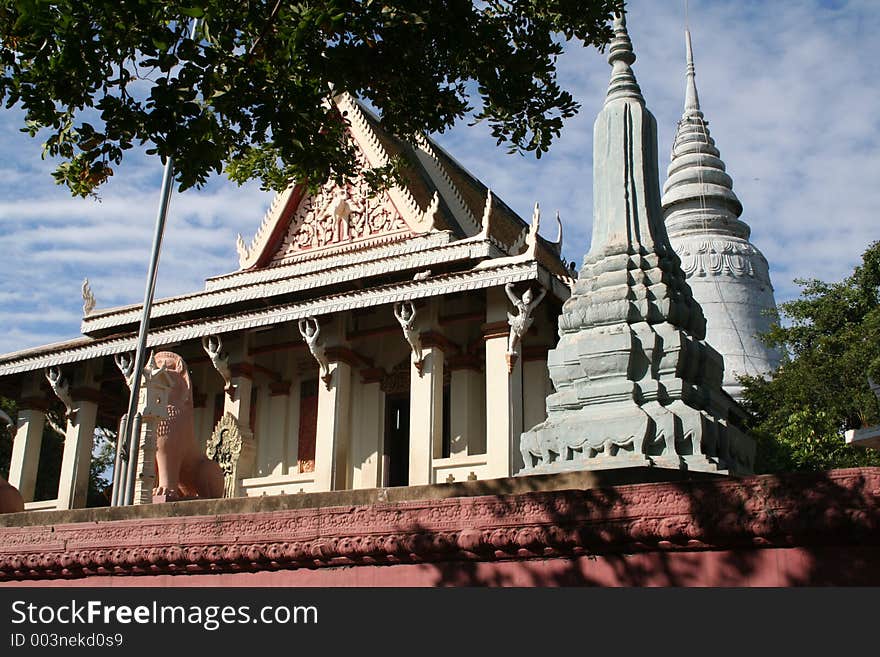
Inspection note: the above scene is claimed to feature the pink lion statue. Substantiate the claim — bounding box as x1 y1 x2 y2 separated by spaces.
151 351 224 501
0 475 24 514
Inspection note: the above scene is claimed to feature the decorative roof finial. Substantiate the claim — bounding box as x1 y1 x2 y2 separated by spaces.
605 9 643 104
81 278 96 316
684 28 701 116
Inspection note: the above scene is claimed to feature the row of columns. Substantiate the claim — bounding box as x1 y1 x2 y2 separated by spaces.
8 362 102 510
300 287 545 489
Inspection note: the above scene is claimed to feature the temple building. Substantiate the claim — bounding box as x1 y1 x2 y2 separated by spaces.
3 10 879 592
661 30 780 400
0 14 775 514
0 93 572 511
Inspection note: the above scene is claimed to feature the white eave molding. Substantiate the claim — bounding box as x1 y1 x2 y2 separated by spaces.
2 260 570 376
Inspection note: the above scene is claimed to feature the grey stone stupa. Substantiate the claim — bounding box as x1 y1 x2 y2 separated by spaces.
661 29 780 401
518 12 755 476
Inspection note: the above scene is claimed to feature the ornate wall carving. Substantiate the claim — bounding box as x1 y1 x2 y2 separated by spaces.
673 238 772 284
273 150 410 263
0 468 877 581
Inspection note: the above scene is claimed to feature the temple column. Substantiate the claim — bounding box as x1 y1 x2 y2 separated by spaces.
353 368 385 489
8 375 48 503
409 333 446 486
192 364 216 451
259 380 291 477
313 350 353 491
448 356 484 456
55 362 101 510
217 335 256 495
484 287 523 478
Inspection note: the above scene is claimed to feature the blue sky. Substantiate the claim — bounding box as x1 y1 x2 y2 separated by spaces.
1 0 878 355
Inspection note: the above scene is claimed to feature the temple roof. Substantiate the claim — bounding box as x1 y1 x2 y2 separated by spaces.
231 94 564 273
63 93 569 337
0 95 573 374
0 259 569 376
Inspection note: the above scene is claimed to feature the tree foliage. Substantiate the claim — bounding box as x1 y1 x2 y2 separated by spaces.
0 0 622 197
741 241 880 473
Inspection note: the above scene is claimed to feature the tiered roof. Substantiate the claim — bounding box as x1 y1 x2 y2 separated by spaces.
0 94 571 377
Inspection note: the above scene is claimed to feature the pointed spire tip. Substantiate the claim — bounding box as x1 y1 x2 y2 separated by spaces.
684 28 701 114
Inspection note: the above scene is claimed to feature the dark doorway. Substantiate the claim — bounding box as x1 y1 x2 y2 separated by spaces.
297 380 318 473
384 393 410 487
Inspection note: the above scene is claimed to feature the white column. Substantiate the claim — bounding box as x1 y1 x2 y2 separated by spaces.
313 358 352 491
8 396 47 503
192 365 216 451
484 287 523 478
259 380 291 476
409 342 445 485
8 375 47 503
224 368 254 425
353 369 385 489
448 359 484 456
218 335 257 495
56 394 99 510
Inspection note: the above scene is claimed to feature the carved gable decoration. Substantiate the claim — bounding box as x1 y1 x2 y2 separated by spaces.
272 152 412 263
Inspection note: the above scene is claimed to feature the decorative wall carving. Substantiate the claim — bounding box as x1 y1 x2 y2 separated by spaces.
45 367 74 420
113 352 135 390
381 361 411 395
0 468 877 581
273 151 410 263
673 238 772 284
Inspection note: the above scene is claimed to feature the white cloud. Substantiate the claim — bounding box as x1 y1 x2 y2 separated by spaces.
0 0 877 354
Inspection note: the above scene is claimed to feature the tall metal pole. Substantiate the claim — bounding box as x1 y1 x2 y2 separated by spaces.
111 413 127 506
116 161 175 502
115 18 199 506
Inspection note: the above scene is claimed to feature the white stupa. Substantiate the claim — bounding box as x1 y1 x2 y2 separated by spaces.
661 29 780 400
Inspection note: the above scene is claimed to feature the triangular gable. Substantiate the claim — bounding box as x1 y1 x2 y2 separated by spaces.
270 148 420 265
236 94 441 271
234 93 570 277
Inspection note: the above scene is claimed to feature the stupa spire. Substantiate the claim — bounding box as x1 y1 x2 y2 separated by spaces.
684 28 700 115
663 29 745 239
605 11 643 104
517 8 755 478
661 28 780 400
